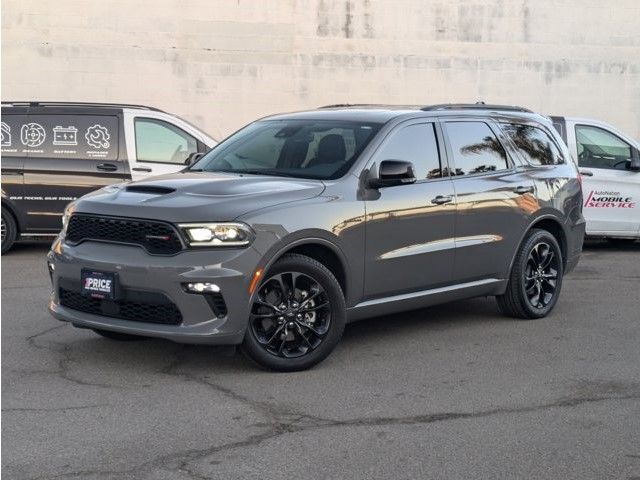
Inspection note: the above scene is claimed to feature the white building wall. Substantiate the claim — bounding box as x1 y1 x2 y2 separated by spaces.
2 0 639 140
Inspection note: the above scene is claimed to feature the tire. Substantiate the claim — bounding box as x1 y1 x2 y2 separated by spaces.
1 207 18 254
92 329 149 341
241 253 346 372
496 229 564 319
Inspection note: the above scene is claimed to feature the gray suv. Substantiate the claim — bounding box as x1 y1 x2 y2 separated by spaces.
47 104 585 371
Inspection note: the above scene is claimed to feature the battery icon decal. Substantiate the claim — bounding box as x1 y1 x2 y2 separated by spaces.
53 126 78 146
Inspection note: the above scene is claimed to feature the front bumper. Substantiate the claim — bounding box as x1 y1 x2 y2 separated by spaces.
47 238 263 344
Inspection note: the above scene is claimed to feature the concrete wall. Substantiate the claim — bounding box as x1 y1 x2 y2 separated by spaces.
2 0 640 140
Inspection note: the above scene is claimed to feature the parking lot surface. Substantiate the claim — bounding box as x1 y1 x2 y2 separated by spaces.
2 241 640 479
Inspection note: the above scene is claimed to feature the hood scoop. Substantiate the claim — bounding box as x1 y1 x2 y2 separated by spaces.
125 185 176 195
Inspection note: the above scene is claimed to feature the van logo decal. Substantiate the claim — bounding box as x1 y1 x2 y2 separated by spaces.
584 190 636 209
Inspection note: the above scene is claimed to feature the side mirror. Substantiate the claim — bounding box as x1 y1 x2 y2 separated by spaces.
630 148 640 171
185 152 204 167
368 160 417 188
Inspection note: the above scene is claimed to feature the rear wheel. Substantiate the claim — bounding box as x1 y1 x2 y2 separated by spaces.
92 329 148 341
241 254 346 371
1 207 17 254
496 229 564 319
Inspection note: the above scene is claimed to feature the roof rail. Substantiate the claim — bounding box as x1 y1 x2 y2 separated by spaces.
1 101 164 112
318 103 376 109
421 102 533 113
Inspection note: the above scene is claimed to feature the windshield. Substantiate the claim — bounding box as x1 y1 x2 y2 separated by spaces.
192 119 382 180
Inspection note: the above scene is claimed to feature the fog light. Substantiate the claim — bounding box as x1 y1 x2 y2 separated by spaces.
184 282 220 294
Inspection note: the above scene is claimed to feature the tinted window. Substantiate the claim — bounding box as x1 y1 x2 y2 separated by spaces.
135 118 198 164
1 115 119 160
576 125 632 170
195 120 381 180
374 123 442 179
445 122 508 176
502 123 564 165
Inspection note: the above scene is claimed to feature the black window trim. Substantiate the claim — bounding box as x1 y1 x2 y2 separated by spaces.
440 118 517 179
134 116 201 165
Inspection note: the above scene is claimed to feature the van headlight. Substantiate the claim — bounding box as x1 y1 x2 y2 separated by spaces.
178 223 254 247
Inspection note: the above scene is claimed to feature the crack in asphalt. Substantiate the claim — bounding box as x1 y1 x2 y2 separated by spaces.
25 324 127 389
2 404 109 413
16 324 640 480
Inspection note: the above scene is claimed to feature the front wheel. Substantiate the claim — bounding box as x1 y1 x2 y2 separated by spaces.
1 207 18 254
241 254 346 372
496 229 564 319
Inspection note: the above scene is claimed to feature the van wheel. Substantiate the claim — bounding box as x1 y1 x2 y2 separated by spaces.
496 229 564 319
92 329 148 341
241 254 346 372
1 207 18 254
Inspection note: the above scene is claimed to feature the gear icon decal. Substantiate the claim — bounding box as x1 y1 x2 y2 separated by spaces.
20 123 46 147
85 124 111 149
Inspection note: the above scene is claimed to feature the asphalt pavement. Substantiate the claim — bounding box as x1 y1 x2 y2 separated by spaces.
2 240 639 479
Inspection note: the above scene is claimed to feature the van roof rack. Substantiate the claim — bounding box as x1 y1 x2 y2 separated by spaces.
1 101 164 112
421 102 533 113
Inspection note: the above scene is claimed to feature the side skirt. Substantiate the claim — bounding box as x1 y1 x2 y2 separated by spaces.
346 278 507 322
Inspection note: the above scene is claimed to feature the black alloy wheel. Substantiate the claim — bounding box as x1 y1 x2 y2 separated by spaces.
242 254 345 371
497 229 564 319
523 241 559 309
250 272 331 358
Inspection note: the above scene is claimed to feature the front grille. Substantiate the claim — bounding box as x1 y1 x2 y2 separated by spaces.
59 287 182 325
66 214 183 255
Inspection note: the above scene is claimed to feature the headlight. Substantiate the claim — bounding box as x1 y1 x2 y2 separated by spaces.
178 222 254 247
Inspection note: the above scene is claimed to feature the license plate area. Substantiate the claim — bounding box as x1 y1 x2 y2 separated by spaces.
81 269 118 300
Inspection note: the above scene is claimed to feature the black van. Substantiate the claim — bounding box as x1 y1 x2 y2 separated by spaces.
1 102 216 253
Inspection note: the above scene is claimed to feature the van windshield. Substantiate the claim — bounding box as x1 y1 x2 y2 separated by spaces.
192 120 382 180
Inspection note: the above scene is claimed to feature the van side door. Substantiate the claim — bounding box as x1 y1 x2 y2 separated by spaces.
21 111 128 232
1 109 26 229
570 123 640 237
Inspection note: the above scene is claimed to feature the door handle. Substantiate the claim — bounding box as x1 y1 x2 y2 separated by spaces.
579 170 594 177
96 163 118 172
132 167 152 173
513 185 534 195
431 195 453 205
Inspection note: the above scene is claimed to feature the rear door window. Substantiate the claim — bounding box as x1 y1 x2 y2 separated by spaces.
575 125 633 170
16 115 119 160
135 118 198 164
502 123 564 165
444 122 509 176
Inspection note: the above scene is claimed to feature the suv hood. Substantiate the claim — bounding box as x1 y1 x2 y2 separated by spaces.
75 171 326 222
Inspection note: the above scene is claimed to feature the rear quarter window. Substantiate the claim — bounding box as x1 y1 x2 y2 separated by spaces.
501 123 565 166
16 115 119 160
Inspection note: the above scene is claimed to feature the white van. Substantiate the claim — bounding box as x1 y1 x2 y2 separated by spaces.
551 116 640 241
